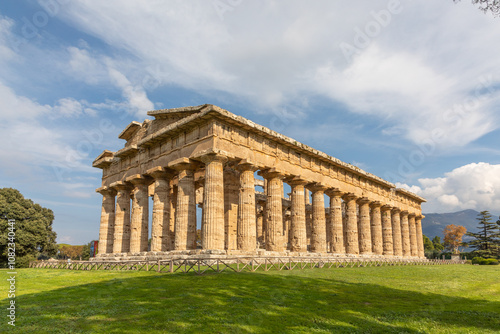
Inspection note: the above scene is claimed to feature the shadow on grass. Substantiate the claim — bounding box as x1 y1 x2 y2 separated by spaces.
8 270 500 333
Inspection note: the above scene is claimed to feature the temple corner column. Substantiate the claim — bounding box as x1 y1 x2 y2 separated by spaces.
96 186 117 255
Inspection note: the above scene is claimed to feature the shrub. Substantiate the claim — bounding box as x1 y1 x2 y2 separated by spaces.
472 257 499 265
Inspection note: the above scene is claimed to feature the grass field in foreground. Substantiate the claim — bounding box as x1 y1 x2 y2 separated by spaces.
1 265 499 333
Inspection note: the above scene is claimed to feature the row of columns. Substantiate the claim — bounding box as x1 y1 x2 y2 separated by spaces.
97 155 425 258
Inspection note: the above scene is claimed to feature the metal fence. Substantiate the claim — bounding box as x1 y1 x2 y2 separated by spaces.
29 257 466 275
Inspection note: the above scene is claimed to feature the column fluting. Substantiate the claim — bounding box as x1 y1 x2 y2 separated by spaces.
200 154 227 250
326 189 344 254
408 213 418 257
288 178 308 252
309 184 328 253
127 175 150 253
357 198 372 255
391 208 403 256
259 169 284 252
96 186 116 255
370 201 383 255
381 205 393 256
400 210 410 257
110 181 132 254
343 193 359 254
236 161 258 251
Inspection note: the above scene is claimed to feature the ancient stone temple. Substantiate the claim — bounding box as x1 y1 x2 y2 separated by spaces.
93 104 426 260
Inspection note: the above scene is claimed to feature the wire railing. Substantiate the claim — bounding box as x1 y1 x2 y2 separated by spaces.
29 257 465 275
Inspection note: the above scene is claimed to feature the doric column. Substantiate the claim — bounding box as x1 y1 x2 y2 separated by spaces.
357 197 372 255
256 199 266 247
259 169 284 252
199 154 227 250
96 186 116 255
168 158 197 251
408 213 418 257
326 189 344 254
169 186 177 250
236 160 258 251
146 167 174 252
391 208 403 256
342 193 359 254
381 205 393 256
370 201 383 255
287 177 308 252
416 215 425 258
308 184 328 253
400 210 410 257
110 181 132 254
126 174 150 253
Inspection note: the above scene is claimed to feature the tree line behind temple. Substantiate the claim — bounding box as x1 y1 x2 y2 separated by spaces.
1 187 500 267
423 211 500 263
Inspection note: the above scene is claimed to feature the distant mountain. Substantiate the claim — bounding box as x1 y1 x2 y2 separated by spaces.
421 209 482 240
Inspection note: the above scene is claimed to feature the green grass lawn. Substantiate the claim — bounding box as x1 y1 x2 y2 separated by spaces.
1 265 499 333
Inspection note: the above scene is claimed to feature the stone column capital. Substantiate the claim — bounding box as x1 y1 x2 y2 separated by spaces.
146 166 175 179
325 188 343 197
408 213 416 218
109 181 132 191
199 153 228 165
307 183 328 192
400 210 409 216
285 176 308 187
356 197 371 205
416 214 425 220
96 186 116 196
381 204 393 211
370 201 382 208
167 157 200 171
342 193 357 201
258 168 285 180
391 207 401 214
125 174 152 186
235 159 259 172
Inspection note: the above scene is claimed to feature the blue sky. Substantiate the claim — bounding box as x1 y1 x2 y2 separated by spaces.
1 1 499 245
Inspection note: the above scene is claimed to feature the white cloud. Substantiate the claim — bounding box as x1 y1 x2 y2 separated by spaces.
66 46 155 117
0 16 15 62
400 163 500 213
52 0 500 149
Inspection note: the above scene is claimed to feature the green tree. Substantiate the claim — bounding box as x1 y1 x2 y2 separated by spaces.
432 236 444 251
467 211 500 258
423 235 434 251
454 0 500 16
0 188 58 267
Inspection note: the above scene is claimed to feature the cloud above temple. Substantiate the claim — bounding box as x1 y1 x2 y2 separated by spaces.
398 163 500 214
52 0 500 150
